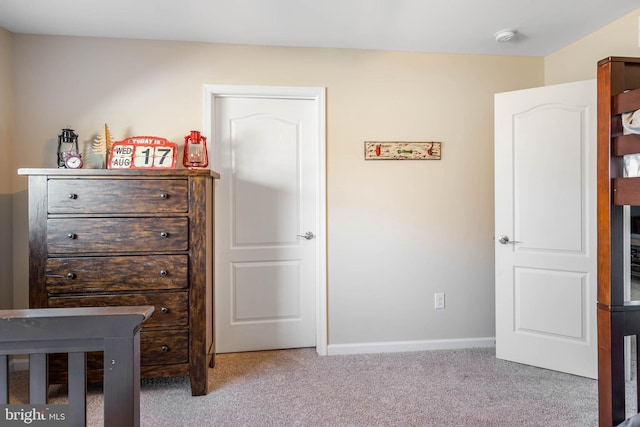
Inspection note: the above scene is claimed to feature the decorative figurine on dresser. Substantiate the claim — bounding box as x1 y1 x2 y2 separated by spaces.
57 128 83 169
17 166 220 396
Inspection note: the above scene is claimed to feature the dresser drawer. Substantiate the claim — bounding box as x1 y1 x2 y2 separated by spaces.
46 255 188 294
48 179 188 214
50 330 189 379
47 217 188 254
47 292 189 328
141 330 189 365
88 330 188 367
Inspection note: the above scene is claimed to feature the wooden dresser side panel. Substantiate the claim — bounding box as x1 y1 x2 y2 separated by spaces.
206 176 215 362
187 174 211 396
28 175 48 308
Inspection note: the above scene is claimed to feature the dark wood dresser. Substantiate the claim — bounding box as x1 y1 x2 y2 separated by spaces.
17 168 219 396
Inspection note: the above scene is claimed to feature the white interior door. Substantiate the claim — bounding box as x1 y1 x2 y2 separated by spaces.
204 86 326 354
494 79 597 378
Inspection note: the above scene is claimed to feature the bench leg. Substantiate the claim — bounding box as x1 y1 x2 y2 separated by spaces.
0 355 7 404
29 353 47 404
103 333 141 427
68 352 86 427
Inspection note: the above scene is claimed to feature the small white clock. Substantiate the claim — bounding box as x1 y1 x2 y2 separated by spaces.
64 153 83 169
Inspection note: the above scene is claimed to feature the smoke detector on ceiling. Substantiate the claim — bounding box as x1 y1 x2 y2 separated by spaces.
495 29 517 42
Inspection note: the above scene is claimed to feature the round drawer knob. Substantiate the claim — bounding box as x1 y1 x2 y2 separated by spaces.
161 307 169 314
160 270 168 277
67 233 77 239
160 232 168 238
161 345 169 353
160 193 169 199
66 272 75 279
68 193 77 199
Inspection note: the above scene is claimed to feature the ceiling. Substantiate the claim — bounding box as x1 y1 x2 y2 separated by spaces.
0 0 638 57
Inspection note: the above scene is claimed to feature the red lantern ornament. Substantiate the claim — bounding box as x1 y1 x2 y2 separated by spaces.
183 130 208 169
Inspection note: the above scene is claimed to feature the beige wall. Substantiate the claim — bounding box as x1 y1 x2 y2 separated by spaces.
3 5 638 351
0 28 11 193
0 27 13 309
8 34 543 347
545 8 640 84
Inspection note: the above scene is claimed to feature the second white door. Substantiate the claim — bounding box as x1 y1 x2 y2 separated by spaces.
207 87 324 354
494 79 597 379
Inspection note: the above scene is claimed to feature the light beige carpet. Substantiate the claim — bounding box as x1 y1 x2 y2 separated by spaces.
6 347 635 426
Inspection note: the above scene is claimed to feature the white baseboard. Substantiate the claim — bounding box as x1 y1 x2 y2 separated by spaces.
327 337 496 356
9 339 496 367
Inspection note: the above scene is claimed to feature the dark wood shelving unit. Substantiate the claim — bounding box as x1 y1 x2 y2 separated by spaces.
597 56 640 426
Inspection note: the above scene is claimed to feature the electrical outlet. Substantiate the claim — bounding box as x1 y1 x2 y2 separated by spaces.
434 292 445 309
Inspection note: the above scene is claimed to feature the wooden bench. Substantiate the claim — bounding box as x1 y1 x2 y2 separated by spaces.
0 306 154 427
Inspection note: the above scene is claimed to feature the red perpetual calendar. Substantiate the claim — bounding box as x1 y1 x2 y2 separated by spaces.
108 136 178 169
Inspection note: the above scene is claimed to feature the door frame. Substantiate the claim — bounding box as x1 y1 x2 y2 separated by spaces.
203 84 328 356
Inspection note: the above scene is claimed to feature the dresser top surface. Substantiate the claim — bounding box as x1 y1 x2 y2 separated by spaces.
18 168 220 179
